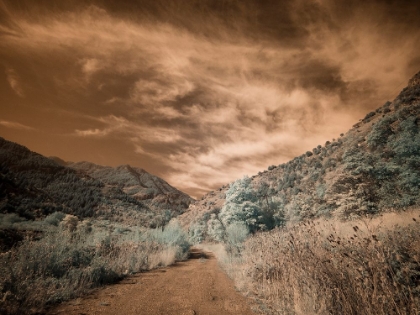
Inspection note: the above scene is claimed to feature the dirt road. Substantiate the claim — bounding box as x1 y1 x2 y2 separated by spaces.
48 248 255 315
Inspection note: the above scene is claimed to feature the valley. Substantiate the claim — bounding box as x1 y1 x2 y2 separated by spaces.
1 70 420 315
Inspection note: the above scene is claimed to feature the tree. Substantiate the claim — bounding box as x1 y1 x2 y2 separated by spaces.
207 214 225 242
219 177 263 232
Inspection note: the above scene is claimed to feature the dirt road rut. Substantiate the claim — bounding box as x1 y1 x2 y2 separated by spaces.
48 248 255 315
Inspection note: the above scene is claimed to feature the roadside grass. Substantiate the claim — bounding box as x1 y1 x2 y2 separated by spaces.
213 210 420 315
0 216 189 315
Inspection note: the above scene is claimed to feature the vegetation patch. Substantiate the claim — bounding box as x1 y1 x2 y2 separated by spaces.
0 215 189 315
214 212 420 315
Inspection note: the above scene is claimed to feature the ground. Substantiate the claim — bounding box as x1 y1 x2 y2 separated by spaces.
47 248 255 315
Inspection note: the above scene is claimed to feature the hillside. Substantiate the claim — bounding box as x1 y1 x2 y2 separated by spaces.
68 162 192 217
180 71 420 242
0 138 193 227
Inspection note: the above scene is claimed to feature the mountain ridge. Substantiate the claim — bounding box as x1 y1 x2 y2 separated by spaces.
0 138 193 226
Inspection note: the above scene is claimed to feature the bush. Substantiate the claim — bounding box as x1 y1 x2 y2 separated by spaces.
0 220 190 314
367 108 409 149
142 219 190 261
226 222 249 248
44 212 66 226
363 111 376 121
206 214 225 242
0 214 26 228
188 221 205 244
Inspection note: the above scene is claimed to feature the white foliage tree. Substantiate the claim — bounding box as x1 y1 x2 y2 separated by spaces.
219 176 263 232
207 214 225 242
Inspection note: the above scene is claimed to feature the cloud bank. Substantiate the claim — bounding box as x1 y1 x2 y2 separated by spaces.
0 0 419 197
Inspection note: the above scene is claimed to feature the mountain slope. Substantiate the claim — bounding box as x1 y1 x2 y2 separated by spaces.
69 161 192 217
0 138 104 219
0 138 192 226
180 71 420 241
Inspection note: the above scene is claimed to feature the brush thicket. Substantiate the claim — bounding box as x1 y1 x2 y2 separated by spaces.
0 219 189 315
221 213 420 315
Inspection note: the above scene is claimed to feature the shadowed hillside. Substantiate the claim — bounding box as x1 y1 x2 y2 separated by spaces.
69 161 192 218
0 138 193 227
181 71 420 242
0 140 193 314
0 138 104 219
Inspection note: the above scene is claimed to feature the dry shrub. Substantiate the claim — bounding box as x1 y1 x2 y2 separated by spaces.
0 220 189 315
225 213 420 315
148 247 177 269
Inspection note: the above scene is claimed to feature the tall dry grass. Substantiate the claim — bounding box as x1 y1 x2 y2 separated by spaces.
0 218 189 315
219 212 420 315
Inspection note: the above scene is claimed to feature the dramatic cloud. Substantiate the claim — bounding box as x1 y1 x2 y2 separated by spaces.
5 68 24 97
0 0 419 197
0 120 34 130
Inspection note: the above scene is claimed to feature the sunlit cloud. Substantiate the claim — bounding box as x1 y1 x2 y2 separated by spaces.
130 78 195 106
5 68 24 97
0 120 34 130
74 115 182 143
0 0 419 197
75 128 109 137
80 58 104 81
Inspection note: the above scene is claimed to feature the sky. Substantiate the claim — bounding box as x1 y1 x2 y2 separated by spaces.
0 0 420 198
